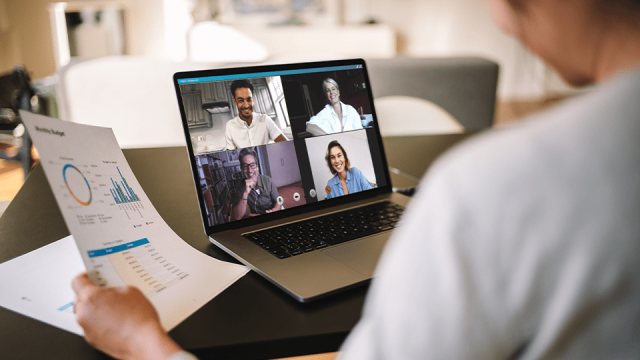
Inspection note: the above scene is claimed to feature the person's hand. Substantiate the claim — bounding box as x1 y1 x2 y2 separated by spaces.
265 201 282 213
72 273 182 360
305 123 327 136
265 206 281 213
244 178 256 197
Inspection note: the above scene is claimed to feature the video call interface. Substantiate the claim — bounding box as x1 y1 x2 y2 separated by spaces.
178 64 388 228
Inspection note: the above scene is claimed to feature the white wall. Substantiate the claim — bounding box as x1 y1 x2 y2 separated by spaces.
344 0 577 100
305 130 376 202
264 141 301 187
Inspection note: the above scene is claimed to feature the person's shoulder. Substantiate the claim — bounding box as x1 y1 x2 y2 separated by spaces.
254 113 279 126
343 103 358 112
226 116 242 128
350 167 363 177
316 104 332 115
258 174 273 185
428 71 640 198
254 112 270 121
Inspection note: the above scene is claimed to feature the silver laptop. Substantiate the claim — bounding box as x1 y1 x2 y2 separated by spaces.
173 59 409 302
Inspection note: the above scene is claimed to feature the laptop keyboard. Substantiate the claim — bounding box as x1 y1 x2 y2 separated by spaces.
243 201 405 259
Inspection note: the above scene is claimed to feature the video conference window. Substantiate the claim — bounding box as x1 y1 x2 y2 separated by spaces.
180 76 291 155
195 141 306 227
281 69 374 139
305 130 377 201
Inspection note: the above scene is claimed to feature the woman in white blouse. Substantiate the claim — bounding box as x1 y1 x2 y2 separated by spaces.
305 78 364 135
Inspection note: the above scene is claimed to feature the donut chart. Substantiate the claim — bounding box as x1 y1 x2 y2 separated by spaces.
63 164 92 206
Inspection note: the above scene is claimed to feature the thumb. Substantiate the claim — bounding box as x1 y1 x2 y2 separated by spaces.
72 272 98 296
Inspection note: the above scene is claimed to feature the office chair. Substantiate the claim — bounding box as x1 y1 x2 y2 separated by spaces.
366 57 499 132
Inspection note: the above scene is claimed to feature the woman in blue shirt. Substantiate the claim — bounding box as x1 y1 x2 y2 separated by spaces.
325 140 372 199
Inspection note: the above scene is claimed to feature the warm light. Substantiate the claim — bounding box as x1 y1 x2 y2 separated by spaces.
49 2 71 68
163 0 193 61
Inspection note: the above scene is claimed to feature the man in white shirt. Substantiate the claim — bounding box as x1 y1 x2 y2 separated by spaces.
225 79 287 150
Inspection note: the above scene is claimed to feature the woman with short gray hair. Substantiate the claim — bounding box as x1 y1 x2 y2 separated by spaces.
305 78 364 135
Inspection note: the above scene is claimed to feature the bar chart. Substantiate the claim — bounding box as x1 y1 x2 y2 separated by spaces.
110 167 140 204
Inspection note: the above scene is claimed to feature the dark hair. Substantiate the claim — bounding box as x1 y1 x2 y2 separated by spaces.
230 80 254 99
239 147 258 165
325 140 350 175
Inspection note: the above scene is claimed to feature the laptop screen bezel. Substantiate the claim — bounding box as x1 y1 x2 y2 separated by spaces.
173 59 394 235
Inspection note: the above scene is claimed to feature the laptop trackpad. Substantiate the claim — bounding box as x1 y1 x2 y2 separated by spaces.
321 234 390 277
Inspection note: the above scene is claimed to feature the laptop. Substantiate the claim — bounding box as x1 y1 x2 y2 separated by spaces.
173 59 410 302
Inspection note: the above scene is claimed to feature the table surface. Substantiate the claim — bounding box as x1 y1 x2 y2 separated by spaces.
0 133 476 359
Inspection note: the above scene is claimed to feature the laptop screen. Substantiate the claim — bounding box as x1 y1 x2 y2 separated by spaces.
174 60 391 233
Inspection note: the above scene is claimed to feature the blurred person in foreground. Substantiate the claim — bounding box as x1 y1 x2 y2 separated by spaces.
73 0 640 358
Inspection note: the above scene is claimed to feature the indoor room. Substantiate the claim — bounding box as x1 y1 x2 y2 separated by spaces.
2 0 638 359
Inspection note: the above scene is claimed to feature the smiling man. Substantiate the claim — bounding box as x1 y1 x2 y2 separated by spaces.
224 79 287 150
231 147 281 220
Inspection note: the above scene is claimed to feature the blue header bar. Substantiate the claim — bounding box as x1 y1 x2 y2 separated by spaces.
88 238 150 258
177 64 363 84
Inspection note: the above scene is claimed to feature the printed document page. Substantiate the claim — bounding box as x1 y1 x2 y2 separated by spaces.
0 236 84 335
19 111 248 331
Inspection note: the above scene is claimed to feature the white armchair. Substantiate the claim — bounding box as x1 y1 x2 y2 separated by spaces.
57 56 229 148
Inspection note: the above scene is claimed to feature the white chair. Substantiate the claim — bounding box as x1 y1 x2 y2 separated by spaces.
374 96 464 136
57 56 228 148
366 57 499 130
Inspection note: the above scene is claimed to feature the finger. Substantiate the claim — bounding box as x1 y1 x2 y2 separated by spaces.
72 272 97 297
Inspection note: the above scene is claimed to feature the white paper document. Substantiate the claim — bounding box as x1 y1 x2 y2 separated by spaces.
0 236 84 335
12 111 248 332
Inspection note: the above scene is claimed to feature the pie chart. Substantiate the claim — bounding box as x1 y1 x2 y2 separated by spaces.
63 164 92 206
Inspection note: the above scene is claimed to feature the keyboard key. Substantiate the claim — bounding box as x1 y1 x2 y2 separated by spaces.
263 242 283 250
314 242 328 249
250 202 405 258
268 247 287 255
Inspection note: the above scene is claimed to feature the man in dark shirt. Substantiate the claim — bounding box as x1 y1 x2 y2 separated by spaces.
231 147 281 220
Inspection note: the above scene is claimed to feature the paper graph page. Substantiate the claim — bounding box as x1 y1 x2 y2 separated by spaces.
20 111 248 331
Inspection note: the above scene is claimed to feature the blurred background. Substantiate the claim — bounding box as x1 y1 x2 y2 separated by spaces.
0 0 579 215
0 0 580 99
